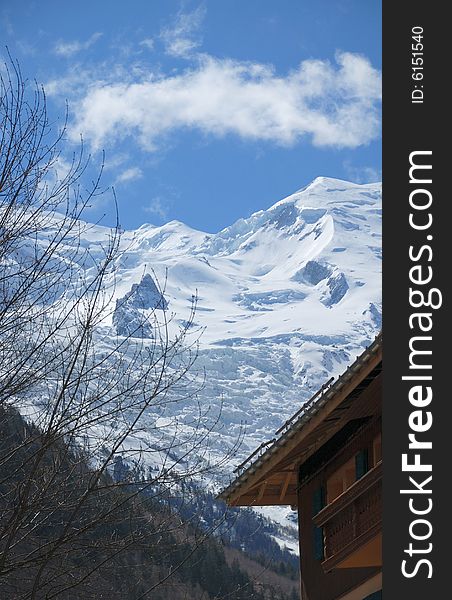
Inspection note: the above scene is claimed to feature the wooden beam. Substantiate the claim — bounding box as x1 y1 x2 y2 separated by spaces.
231 493 298 507
279 470 294 502
257 481 267 502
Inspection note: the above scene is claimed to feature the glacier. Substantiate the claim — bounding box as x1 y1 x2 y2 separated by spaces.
99 176 381 476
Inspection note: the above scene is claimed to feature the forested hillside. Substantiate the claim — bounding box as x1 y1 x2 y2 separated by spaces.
0 405 298 599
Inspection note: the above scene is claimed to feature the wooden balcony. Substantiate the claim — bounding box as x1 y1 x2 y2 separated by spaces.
314 462 382 572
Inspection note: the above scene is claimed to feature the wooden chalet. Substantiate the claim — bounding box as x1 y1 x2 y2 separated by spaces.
219 333 382 600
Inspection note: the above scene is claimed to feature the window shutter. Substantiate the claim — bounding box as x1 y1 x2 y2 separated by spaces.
312 486 325 514
313 527 324 561
312 485 326 560
355 448 369 480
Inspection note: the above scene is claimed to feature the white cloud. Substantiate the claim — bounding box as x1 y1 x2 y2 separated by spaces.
54 32 103 57
139 38 155 51
114 167 143 185
70 51 381 152
143 197 169 220
44 60 149 100
160 6 205 58
103 153 130 171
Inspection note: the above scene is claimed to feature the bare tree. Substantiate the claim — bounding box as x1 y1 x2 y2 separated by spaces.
0 54 239 599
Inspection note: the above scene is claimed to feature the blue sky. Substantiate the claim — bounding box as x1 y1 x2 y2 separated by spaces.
1 0 381 233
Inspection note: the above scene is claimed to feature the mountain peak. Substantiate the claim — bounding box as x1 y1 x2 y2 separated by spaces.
273 176 381 210
309 175 375 188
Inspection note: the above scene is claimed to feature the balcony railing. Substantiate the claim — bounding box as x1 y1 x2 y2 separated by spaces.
313 461 382 571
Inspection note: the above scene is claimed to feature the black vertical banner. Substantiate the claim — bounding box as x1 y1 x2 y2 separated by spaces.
383 2 449 598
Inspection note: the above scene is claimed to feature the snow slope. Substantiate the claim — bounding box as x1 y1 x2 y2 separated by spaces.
109 176 382 467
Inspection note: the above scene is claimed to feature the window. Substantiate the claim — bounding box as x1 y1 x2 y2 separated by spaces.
327 448 370 503
327 456 356 502
363 591 382 600
355 448 369 480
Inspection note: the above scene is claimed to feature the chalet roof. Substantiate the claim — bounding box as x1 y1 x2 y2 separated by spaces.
218 332 382 507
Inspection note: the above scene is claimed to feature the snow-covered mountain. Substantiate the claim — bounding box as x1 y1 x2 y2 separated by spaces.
87 176 379 477
17 176 382 485
8 175 380 543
